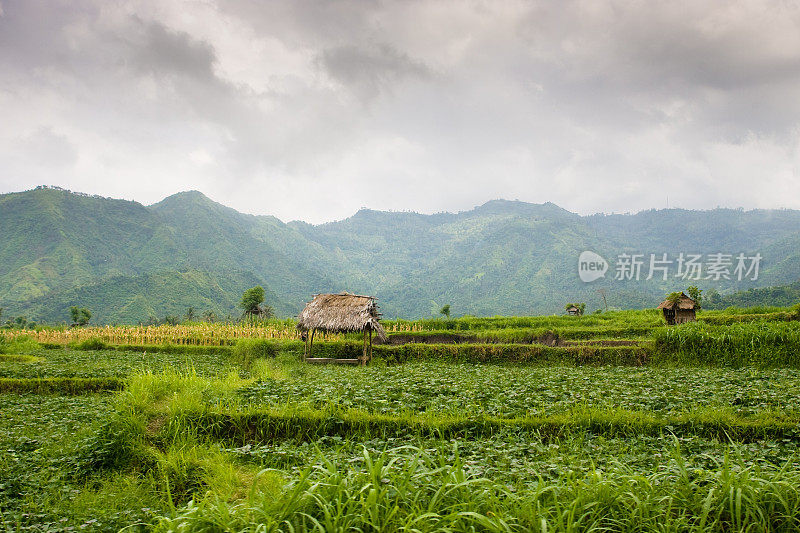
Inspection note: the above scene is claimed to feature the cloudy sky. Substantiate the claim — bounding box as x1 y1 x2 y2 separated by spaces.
1 1 799 223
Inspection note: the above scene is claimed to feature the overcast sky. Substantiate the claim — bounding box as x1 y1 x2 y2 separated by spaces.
1 1 799 223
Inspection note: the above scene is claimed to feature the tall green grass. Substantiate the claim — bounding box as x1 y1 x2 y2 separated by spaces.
295 340 648 365
179 406 800 444
156 444 800 532
231 338 279 369
0 334 39 354
383 325 652 342
654 321 800 367
383 309 666 332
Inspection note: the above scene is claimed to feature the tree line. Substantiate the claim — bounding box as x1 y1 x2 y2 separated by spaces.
0 286 275 329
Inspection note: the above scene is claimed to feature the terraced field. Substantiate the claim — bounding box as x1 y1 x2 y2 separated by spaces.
1 307 800 531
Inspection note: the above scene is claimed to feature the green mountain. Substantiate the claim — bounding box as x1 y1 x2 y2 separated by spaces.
2 187 799 324
703 281 800 310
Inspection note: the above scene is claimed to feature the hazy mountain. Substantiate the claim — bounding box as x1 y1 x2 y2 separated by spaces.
1 187 799 324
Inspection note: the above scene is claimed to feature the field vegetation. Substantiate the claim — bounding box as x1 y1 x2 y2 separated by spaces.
2 305 800 531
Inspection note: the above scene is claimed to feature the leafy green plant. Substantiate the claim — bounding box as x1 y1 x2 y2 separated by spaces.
232 338 279 369
157 443 800 532
665 292 683 306
69 306 92 327
70 337 108 351
687 285 703 309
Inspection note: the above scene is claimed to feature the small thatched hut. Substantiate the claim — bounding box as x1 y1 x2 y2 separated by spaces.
297 293 387 364
657 292 697 325
566 305 581 316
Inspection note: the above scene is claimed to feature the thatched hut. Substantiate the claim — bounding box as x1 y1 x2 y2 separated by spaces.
297 293 387 365
657 292 697 325
566 305 581 316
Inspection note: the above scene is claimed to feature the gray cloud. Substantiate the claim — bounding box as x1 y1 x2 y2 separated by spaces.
319 43 431 100
130 21 217 80
0 0 799 223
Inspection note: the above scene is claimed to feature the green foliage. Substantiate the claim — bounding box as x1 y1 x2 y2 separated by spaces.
2 315 35 329
234 363 800 419
439 304 451 317
0 377 123 394
665 291 683 305
0 346 233 380
239 286 266 317
69 306 92 326
231 338 279 369
240 286 264 313
384 309 664 331
70 337 108 351
653 321 800 367
61 414 153 482
0 334 39 354
687 285 703 308
159 442 800 532
705 281 800 309
0 393 155 529
378 343 647 365
8 307 800 530
5 188 800 323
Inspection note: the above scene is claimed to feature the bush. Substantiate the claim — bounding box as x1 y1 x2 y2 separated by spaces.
0 334 40 354
232 339 280 369
71 337 109 351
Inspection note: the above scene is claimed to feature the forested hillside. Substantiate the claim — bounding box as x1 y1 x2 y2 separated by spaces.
1 187 799 324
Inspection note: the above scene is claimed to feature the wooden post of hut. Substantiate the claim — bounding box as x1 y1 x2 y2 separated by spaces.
297 293 387 365
303 328 315 361
361 330 368 366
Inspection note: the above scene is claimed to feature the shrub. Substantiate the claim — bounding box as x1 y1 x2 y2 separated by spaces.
71 337 109 351
232 339 279 369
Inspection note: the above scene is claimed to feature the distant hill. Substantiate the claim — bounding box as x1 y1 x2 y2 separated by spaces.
704 281 800 310
1 186 799 324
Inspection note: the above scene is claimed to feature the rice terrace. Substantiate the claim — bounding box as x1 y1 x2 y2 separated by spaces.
3 301 800 531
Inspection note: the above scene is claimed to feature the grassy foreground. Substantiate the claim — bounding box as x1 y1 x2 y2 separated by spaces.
2 306 800 531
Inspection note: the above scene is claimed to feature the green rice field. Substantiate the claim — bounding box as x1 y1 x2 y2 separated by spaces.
2 306 800 531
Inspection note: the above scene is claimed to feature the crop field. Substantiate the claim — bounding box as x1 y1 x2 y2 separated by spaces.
2 307 800 531
234 364 800 417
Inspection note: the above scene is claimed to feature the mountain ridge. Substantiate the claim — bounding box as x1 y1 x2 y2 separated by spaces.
2 186 799 324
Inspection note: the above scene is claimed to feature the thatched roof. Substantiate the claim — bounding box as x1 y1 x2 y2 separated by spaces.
297 293 387 340
657 292 697 310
